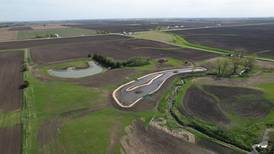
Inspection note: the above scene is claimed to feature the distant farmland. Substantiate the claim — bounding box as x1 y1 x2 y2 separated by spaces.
172 24 274 58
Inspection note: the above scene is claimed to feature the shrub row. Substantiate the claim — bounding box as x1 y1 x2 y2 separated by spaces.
92 54 150 69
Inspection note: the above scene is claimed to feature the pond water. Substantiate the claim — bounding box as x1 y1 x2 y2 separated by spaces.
48 61 104 78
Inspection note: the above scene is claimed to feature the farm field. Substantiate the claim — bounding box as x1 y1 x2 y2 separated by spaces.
0 28 17 42
1 19 274 154
30 37 217 64
172 24 274 58
0 51 24 154
176 82 274 151
0 51 24 111
66 18 274 33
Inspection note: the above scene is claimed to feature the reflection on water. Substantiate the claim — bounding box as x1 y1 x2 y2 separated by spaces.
48 61 104 78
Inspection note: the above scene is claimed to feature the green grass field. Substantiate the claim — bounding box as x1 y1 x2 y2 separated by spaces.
23 50 180 153
17 28 97 40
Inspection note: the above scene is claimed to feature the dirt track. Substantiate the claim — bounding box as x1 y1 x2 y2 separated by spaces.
113 67 206 108
0 51 23 111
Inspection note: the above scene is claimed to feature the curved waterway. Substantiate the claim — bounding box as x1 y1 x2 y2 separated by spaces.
48 61 104 78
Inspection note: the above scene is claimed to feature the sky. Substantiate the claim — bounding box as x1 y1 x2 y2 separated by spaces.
1 0 274 22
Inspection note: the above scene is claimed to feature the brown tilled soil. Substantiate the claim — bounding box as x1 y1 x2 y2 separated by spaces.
202 85 263 99
30 38 217 64
193 75 274 87
0 51 24 112
0 125 21 154
203 85 273 118
121 120 215 154
0 35 127 50
173 24 274 57
181 85 229 124
0 28 17 42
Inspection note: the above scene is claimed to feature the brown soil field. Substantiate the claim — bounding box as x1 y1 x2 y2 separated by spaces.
121 120 215 154
0 28 17 42
30 38 217 64
0 35 126 50
181 85 229 124
66 18 274 33
203 85 273 118
8 26 33 31
203 85 262 99
9 26 33 31
0 125 21 154
173 24 274 57
193 74 274 87
0 51 24 111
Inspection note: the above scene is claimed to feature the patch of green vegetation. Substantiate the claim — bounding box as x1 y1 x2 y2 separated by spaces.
23 66 110 153
257 83 274 101
93 54 150 69
54 108 154 154
22 49 157 153
173 83 274 151
132 57 186 71
170 34 230 55
0 111 21 128
17 28 96 40
134 31 175 43
40 59 89 75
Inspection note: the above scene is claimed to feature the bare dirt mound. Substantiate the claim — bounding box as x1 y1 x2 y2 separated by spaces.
181 86 229 124
0 51 23 111
121 120 215 154
203 85 273 118
0 125 21 154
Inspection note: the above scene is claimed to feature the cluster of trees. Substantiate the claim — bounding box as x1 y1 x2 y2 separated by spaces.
214 54 256 78
92 54 150 69
35 33 58 39
95 30 110 34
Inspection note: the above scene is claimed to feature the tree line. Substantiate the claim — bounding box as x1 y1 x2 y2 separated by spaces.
92 54 150 69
